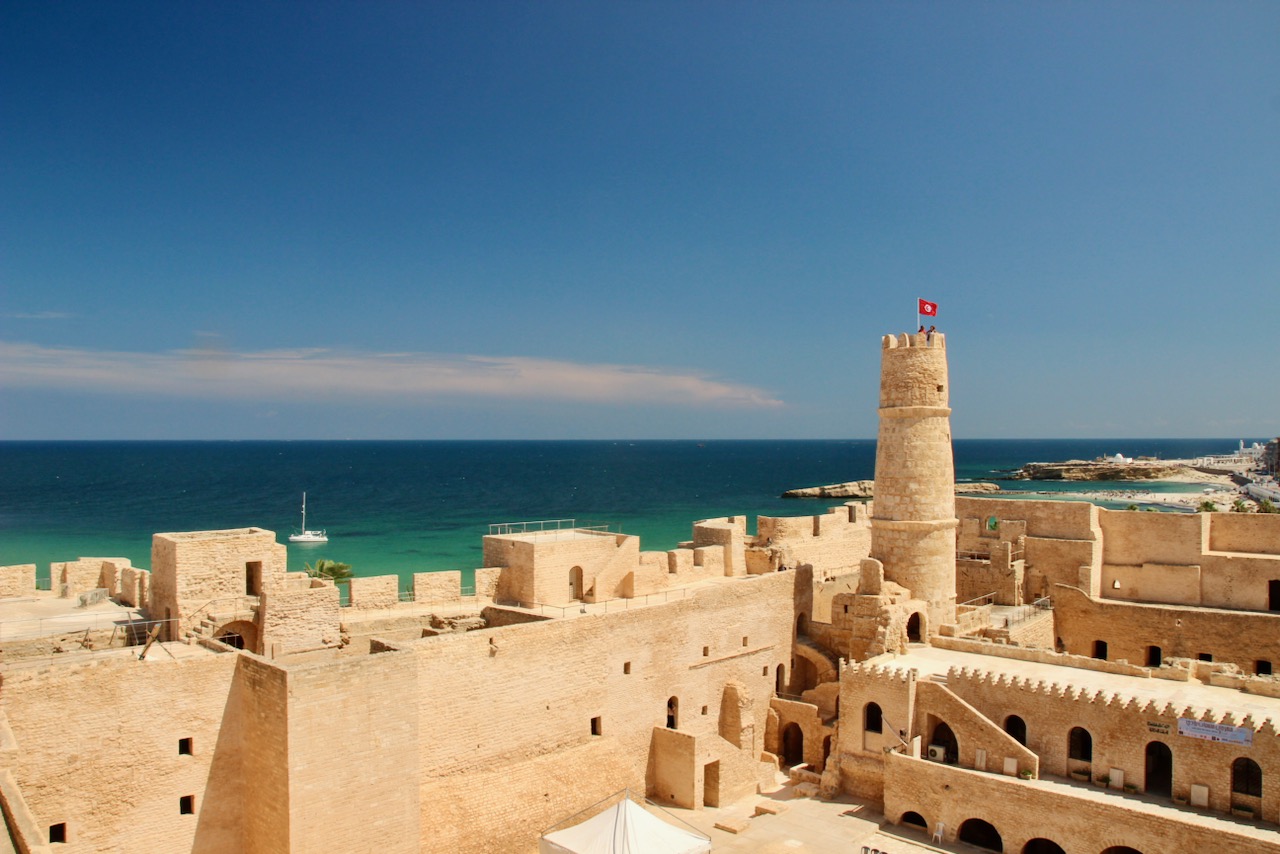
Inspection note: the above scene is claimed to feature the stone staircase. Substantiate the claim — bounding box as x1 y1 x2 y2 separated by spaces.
182 605 258 648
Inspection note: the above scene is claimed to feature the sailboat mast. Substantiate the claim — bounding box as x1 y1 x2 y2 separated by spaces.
301 492 307 530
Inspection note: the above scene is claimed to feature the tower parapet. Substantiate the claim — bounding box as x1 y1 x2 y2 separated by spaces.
870 331 957 630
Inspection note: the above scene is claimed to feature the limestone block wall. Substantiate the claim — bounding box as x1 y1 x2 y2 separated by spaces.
259 584 342 656
956 558 1022 606
1 651 242 853
1099 509 1206 567
1210 513 1280 555
835 663 916 804
914 680 1037 777
347 573 400 609
756 506 872 579
149 529 287 637
882 750 1280 854
118 566 149 608
409 569 799 852
0 565 36 599
53 558 129 598
692 517 748 577
236 654 292 854
487 532 636 607
1199 553 1280 611
413 570 462 604
283 653 421 853
957 497 1103 597
474 567 500 599
1054 584 1280 673
944 664 1280 822
1102 562 1202 605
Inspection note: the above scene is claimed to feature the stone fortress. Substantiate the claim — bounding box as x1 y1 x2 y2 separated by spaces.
1 333 1280 853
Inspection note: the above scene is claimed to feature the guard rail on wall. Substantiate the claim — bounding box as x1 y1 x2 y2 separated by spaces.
1000 596 1053 629
958 592 997 609
0 617 178 665
487 518 618 537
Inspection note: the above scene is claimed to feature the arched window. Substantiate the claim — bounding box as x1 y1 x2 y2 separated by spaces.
1068 727 1092 762
1146 645 1162 667
1232 757 1262 797
900 811 927 828
864 702 883 733
906 612 922 642
1092 640 1108 660
666 696 678 729
1004 715 1026 746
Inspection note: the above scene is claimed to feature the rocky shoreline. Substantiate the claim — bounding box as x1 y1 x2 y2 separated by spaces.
781 480 1001 499
1011 460 1184 481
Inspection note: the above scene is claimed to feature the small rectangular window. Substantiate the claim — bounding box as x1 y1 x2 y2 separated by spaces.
702 646 709 657
701 706 708 715
623 662 631 675
762 666 768 676
742 636 748 647
590 717 602 736
180 795 195 815
1258 660 1273 676
179 737 193 755
1198 653 1213 662
49 823 67 844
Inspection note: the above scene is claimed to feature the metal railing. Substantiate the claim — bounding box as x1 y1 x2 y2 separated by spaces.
958 592 996 609
0 616 179 665
487 518 617 537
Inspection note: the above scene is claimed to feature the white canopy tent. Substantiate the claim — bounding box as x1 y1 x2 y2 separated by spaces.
539 797 712 854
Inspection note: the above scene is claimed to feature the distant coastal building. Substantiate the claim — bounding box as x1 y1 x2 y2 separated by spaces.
2 333 1280 852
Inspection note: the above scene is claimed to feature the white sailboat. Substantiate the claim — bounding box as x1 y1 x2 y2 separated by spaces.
288 492 328 543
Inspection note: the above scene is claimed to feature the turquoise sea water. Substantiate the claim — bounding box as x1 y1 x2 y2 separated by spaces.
0 439 1253 585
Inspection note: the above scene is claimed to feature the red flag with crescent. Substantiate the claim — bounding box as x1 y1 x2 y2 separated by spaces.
918 299 938 317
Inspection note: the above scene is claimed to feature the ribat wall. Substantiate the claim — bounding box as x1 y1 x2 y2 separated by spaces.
883 750 1280 853
410 569 798 852
1 650 243 854
943 663 1280 822
0 565 35 599
1054 584 1280 673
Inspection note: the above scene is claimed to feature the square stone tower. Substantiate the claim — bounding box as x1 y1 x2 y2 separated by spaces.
868 331 958 632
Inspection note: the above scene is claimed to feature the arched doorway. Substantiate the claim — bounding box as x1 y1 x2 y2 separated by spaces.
958 818 1002 851
930 721 958 764
821 735 831 770
666 696 679 730
1068 727 1093 763
900 811 927 829
796 613 808 637
907 612 922 642
1101 848 1143 854
1004 715 1026 746
1022 839 1065 854
569 566 584 600
1145 741 1172 797
1232 757 1262 798
775 664 787 694
781 723 804 767
214 619 257 653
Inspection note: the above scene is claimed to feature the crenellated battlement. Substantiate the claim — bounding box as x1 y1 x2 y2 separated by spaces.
882 331 946 351
946 665 1280 734
844 662 917 687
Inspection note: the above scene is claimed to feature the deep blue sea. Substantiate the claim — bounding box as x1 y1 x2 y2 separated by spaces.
0 439 1254 586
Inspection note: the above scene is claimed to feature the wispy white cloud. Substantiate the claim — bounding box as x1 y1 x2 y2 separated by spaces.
0 341 784 409
2 311 73 320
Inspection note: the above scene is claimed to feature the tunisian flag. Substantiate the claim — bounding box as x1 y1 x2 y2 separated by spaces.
918 298 938 317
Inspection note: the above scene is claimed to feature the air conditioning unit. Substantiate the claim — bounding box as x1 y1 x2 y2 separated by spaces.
927 745 946 762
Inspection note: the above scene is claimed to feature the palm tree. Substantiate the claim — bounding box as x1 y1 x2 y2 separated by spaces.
305 559 353 582
1197 500 1218 513
1260 498 1278 514
1232 499 1250 513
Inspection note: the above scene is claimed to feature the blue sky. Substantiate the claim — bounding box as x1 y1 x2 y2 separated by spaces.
2 1 1277 440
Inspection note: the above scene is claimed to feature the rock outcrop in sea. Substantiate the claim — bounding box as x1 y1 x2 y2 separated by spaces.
781 481 1001 498
1011 461 1182 481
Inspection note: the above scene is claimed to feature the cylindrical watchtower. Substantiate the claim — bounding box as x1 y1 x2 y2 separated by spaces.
869 331 957 631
